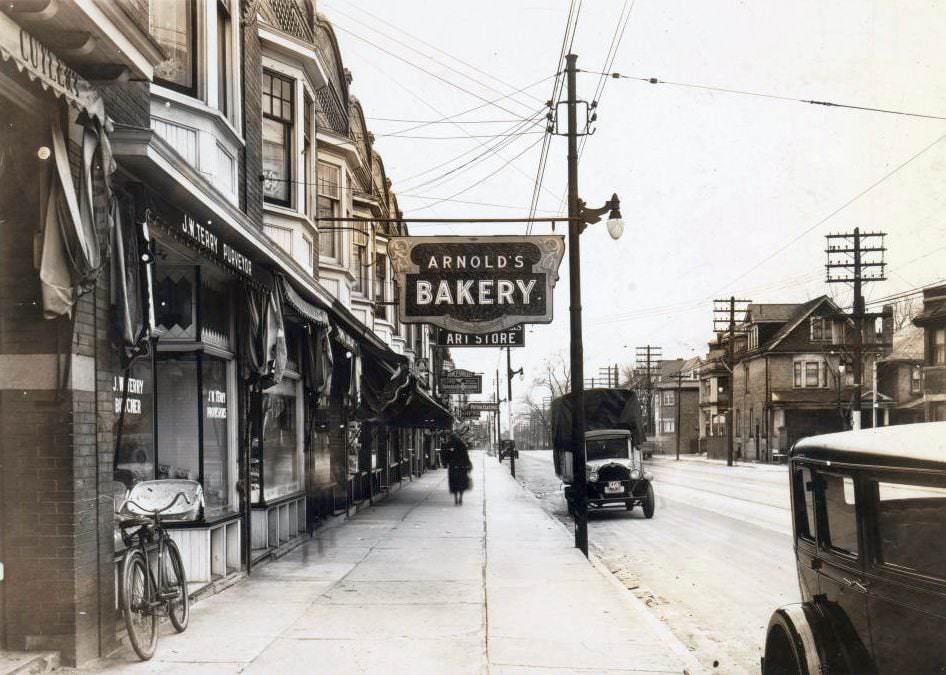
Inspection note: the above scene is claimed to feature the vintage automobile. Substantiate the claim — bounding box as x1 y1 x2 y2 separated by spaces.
550 388 655 517
761 422 946 675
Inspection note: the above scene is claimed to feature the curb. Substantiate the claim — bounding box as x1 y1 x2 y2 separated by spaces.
503 468 708 675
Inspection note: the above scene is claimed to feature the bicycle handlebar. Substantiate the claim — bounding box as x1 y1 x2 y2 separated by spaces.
121 490 197 518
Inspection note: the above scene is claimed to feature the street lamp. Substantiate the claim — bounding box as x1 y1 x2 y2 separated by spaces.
506 347 524 478
563 54 628 558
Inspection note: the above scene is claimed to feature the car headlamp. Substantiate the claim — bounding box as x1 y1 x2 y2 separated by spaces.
589 470 599 482
630 469 641 480
643 471 653 481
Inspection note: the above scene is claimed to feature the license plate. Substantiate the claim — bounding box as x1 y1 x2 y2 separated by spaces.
604 481 623 494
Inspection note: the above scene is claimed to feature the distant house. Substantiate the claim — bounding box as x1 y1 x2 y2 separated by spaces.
698 338 730 459
652 357 702 455
876 324 924 426
912 285 946 421
714 296 892 462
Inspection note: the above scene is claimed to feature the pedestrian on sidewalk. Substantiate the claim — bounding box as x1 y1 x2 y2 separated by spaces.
442 425 473 505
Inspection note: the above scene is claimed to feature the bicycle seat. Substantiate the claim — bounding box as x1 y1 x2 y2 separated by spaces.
119 517 153 530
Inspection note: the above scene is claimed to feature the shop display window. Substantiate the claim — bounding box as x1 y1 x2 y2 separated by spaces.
156 352 235 517
156 353 201 482
202 356 230 512
114 358 156 488
260 378 302 502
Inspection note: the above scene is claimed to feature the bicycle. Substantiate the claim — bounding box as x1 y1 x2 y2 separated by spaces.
116 479 204 661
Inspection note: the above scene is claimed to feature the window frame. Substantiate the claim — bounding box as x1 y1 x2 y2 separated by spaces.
151 0 199 98
933 327 946 366
374 251 387 320
262 69 294 207
317 161 342 260
817 471 861 559
866 472 946 583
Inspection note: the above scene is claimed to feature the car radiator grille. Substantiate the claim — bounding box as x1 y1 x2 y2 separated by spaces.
596 464 629 482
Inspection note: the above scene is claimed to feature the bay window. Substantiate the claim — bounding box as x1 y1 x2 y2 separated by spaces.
262 70 294 205
151 0 198 96
374 252 387 320
303 94 313 217
317 161 341 258
352 223 368 294
216 0 232 116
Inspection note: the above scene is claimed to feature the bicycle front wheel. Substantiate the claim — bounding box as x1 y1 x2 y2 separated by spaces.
121 550 157 660
164 538 190 632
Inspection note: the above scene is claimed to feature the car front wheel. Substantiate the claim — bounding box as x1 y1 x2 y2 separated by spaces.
642 482 655 519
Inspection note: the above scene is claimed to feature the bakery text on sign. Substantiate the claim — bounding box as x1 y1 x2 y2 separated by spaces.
388 235 565 334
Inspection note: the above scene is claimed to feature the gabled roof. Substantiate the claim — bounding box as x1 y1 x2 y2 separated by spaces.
880 324 924 362
745 303 800 324
765 296 840 350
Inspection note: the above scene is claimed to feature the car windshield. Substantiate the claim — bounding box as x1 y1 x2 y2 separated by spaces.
585 437 629 461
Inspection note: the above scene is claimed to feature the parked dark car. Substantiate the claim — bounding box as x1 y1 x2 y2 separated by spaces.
762 422 946 675
499 439 518 462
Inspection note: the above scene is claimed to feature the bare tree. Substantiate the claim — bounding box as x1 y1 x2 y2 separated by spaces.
892 297 918 333
539 351 570 398
516 352 571 449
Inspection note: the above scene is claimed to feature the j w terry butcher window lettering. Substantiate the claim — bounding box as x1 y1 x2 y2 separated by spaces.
388 235 565 333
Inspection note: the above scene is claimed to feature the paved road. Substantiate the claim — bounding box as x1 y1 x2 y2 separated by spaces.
513 450 800 674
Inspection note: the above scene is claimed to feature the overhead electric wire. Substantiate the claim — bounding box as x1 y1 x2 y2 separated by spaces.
400 109 548 192
717 131 946 294
373 130 545 140
600 132 946 336
368 116 540 125
398 192 561 213
394 107 548 185
331 23 546 124
409 135 547 214
581 71 946 122
526 0 581 233
323 1 546 109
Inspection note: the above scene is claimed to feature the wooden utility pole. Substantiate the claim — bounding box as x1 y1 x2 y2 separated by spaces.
636 345 662 436
564 53 590 556
713 297 751 467
826 229 887 430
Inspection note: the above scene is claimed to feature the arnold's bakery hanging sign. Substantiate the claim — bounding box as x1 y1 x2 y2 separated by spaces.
388 235 565 334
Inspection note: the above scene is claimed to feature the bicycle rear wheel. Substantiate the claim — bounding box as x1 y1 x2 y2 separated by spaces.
121 550 157 660
164 538 190 632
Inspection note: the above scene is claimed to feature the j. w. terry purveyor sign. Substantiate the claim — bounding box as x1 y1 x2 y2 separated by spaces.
388 235 566 333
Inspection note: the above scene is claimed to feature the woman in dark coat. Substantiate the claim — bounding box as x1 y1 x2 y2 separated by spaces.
442 431 472 504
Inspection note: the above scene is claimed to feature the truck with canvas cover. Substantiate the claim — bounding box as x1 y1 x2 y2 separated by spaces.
550 388 655 517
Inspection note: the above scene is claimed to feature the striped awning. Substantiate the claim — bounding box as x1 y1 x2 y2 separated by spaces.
278 274 329 328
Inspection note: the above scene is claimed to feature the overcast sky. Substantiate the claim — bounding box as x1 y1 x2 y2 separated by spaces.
324 0 946 416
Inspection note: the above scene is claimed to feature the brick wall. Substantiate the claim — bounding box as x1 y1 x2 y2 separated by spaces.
242 6 263 226
0 110 121 663
99 81 150 127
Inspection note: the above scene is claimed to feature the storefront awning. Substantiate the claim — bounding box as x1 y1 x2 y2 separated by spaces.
278 274 329 328
393 385 455 429
0 11 106 125
111 124 402 363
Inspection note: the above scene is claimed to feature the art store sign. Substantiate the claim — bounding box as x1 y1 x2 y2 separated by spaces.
388 236 565 333
435 323 525 348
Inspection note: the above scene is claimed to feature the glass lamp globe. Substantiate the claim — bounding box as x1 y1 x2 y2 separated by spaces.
606 216 624 240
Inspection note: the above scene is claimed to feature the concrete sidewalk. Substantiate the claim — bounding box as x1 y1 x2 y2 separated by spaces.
76 453 695 674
